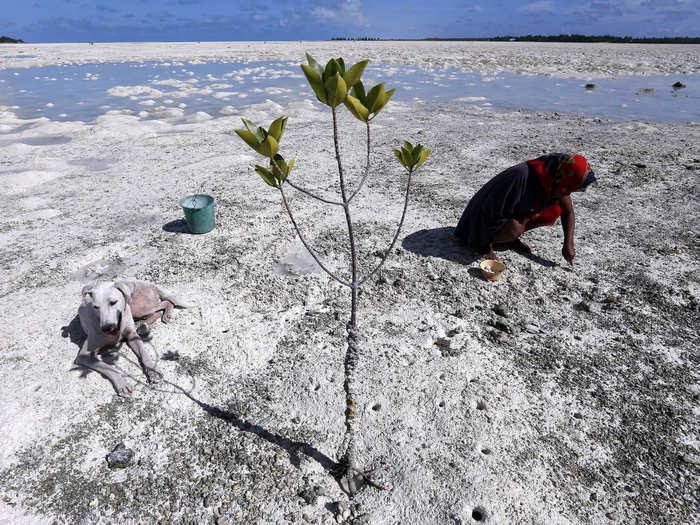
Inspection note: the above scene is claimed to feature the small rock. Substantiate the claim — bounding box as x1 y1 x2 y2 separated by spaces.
574 301 591 312
313 484 329 497
589 492 597 502
524 324 540 334
298 487 317 505
434 338 451 350
493 304 508 317
392 278 405 288
632 163 647 169
672 81 686 89
605 511 617 521
447 326 463 336
585 83 595 90
681 453 700 465
106 442 135 469
490 318 514 334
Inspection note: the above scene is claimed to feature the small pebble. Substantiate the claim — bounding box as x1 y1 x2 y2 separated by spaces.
681 453 700 465
106 442 135 469
493 304 508 317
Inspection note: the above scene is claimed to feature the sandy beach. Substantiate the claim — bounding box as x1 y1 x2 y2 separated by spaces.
0 42 698 524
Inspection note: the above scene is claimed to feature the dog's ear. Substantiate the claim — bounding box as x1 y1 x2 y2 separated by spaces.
81 282 96 299
114 281 133 304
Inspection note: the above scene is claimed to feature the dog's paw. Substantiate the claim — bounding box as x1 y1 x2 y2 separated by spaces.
145 368 163 384
136 323 150 338
115 382 133 398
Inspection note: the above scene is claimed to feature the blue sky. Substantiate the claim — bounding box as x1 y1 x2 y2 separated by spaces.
2 0 698 43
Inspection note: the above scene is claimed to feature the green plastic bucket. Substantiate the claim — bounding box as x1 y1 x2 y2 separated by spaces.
179 194 215 234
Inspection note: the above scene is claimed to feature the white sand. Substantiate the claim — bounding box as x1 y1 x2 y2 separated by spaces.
0 42 698 525
2 41 700 78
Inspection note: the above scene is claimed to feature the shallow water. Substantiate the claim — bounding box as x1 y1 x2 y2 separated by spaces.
0 60 697 123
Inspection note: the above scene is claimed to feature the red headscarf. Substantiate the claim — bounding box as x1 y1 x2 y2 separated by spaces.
527 153 595 206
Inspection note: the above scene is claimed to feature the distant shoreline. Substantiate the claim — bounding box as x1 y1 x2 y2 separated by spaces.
331 35 700 44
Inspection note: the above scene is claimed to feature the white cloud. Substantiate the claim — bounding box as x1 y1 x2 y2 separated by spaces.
519 0 556 14
311 0 369 26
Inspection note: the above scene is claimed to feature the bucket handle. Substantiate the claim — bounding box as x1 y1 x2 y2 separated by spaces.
189 182 206 208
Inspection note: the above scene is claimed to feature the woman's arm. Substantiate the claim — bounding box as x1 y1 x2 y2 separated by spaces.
559 195 575 265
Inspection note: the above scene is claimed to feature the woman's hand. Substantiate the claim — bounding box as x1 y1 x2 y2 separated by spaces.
562 241 576 265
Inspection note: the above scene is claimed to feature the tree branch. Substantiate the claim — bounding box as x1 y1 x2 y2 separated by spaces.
279 185 351 288
270 157 344 206
358 167 414 287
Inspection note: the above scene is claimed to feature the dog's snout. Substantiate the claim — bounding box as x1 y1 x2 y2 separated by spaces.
102 323 118 334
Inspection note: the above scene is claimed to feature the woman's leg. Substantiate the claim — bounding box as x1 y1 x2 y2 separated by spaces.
482 218 529 259
483 204 564 259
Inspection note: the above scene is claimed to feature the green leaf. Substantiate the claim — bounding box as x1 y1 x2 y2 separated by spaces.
242 118 265 142
351 81 366 103
400 147 411 167
305 53 323 76
255 134 279 158
301 64 327 104
403 140 413 151
336 57 346 74
371 87 395 118
235 128 261 150
268 116 287 142
324 58 340 81
393 148 403 165
344 95 369 122
324 73 347 107
416 148 432 169
412 144 424 161
365 84 385 114
255 165 277 187
343 59 368 89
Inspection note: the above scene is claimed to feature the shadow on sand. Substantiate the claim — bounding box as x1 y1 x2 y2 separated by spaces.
164 377 341 474
402 227 480 266
61 314 340 477
162 219 190 234
402 226 556 270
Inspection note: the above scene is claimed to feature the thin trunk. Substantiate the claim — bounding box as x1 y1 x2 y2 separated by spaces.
331 106 361 466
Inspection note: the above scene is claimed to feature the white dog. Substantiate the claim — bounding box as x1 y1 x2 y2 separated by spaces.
75 280 188 397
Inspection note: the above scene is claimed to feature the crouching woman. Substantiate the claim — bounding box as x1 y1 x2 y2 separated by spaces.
454 153 597 264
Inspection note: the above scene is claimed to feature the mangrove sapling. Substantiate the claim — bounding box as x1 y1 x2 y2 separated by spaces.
235 54 431 496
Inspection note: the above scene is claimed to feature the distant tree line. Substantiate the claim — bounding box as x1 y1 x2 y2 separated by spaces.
330 37 382 41
331 35 700 44
0 36 25 43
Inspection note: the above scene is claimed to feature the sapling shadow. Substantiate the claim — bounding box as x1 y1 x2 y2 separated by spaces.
235 54 431 496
